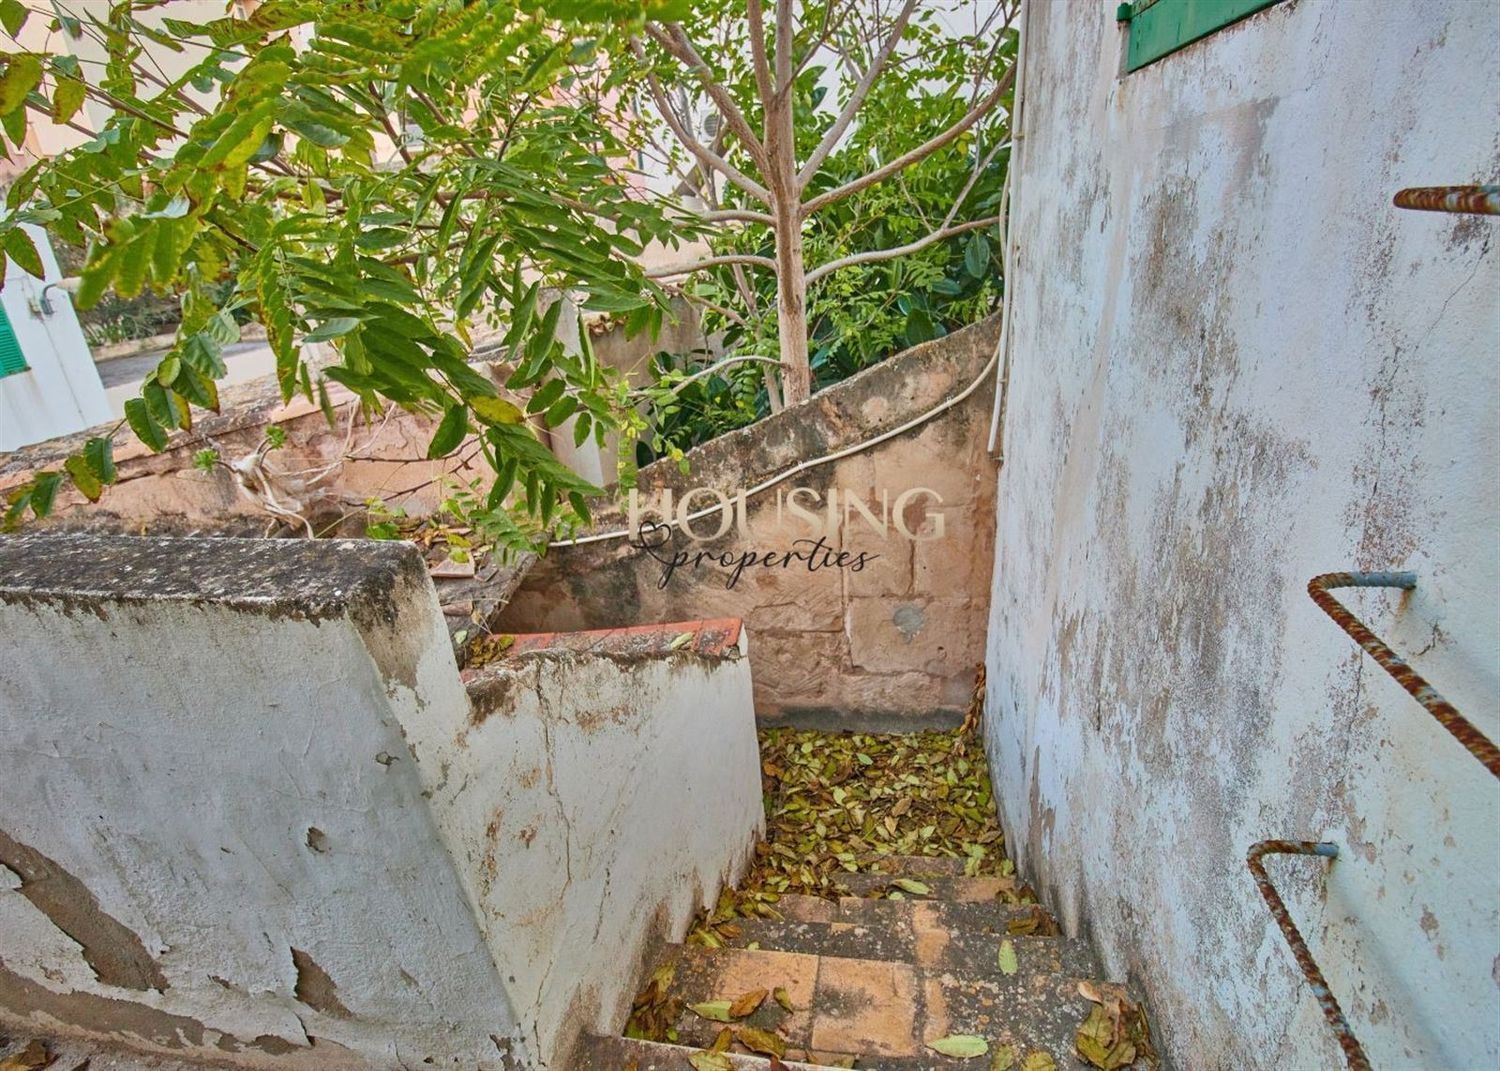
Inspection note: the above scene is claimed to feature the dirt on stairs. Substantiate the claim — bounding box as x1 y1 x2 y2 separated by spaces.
582 728 1156 1071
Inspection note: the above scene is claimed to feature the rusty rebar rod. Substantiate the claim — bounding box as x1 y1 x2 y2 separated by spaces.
1392 185 1500 215
1308 572 1500 778
1247 841 1371 1071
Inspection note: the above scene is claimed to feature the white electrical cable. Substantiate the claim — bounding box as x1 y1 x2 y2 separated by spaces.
986 0 1031 456
547 340 1001 549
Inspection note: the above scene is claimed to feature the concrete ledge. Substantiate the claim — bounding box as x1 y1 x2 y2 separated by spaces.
0 533 426 623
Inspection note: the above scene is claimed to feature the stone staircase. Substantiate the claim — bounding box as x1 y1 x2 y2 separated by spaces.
581 731 1156 1071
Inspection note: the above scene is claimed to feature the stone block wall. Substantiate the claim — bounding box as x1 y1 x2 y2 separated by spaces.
498 317 1000 727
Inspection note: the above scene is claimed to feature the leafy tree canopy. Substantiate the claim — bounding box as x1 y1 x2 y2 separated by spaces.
0 0 692 547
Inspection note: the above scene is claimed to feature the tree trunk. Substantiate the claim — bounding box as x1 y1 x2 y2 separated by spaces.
773 198 811 405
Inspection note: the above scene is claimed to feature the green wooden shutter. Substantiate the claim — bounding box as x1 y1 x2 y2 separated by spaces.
1119 0 1283 73
0 304 26 378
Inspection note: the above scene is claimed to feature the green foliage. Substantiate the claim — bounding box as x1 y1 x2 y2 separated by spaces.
629 1 1017 459
1 0 689 548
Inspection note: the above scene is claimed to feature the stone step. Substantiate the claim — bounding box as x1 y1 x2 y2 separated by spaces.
654 943 1101 1066
854 853 975 877
837 871 1016 901
713 916 1100 978
771 893 1060 937
578 1034 830 1069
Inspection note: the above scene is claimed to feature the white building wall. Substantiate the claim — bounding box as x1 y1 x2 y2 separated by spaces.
0 224 108 450
985 2 1498 1069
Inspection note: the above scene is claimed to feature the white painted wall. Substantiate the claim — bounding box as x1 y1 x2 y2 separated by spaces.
0 224 109 450
985 2 1499 1069
423 638 764 1068
0 534 765 1070
0 536 526 1068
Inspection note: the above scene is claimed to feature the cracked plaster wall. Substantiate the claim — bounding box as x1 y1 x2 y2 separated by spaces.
0 535 525 1068
434 640 764 1068
984 2 1499 1068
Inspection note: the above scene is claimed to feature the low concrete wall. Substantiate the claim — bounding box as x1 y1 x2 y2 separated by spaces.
0 535 521 1068
0 378 484 537
0 535 765 1069
447 620 762 1067
499 317 1001 728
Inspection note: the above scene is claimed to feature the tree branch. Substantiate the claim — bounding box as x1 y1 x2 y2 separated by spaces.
645 23 771 177
805 215 1000 283
630 39 772 204
801 60 1016 217
746 0 775 107
646 253 777 279
797 0 918 185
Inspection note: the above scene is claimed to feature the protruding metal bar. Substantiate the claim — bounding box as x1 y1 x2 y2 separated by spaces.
1247 841 1371 1071
1393 185 1500 215
1308 572 1500 779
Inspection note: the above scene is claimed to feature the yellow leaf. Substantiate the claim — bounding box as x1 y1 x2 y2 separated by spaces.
773 985 794 1012
728 987 768 1018
688 1052 733 1071
737 1025 787 1057
991 1043 1017 1071
1021 1052 1058 1071
470 395 525 425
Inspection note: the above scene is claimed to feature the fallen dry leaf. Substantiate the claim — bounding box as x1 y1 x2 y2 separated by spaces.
773 986 794 1013
928 1034 990 1058
0 1042 55 1071
729 988 768 1018
689 1000 735 1023
737 1026 786 1058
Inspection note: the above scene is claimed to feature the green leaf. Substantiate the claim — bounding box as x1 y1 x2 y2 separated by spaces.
0 53 41 116
526 377 566 415
892 878 930 896
63 454 102 502
991 1043 1018 1071
688 1001 734 1023
304 317 360 343
51 75 85 125
3 228 43 278
543 394 579 428
83 436 116 484
427 404 469 459
928 1035 990 1059
0 0 28 37
28 470 60 518
997 939 1018 976
124 398 168 452
964 233 991 278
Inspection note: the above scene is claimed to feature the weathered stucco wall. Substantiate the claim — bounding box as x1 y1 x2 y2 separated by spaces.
0 535 524 1068
0 535 764 1069
445 621 762 1068
985 3 1499 1069
500 318 1000 728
